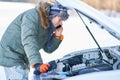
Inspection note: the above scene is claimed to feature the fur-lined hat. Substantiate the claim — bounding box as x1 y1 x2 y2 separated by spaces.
49 2 69 21
36 1 69 29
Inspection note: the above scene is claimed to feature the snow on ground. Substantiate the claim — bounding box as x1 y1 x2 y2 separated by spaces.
0 66 6 80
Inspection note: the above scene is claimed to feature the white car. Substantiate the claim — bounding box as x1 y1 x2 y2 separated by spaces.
38 0 120 80
0 0 120 80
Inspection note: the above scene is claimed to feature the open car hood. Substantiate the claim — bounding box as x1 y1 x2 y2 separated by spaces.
35 0 120 80
57 0 120 40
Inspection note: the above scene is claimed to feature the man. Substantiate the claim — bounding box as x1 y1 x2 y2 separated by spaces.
0 1 69 80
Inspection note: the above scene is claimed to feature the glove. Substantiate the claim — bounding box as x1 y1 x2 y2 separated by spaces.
33 63 50 75
33 61 57 75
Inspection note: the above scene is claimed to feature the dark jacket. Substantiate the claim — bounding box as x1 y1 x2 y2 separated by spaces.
0 2 62 68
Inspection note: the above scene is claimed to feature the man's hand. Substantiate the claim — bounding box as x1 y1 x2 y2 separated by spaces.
33 63 50 75
40 64 50 73
54 25 64 40
54 25 63 37
33 61 57 75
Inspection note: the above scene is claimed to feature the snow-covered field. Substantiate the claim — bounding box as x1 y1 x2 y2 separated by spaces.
0 1 120 80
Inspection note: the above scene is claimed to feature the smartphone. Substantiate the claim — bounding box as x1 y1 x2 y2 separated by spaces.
56 25 62 29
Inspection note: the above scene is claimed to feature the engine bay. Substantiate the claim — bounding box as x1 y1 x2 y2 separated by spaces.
38 45 120 80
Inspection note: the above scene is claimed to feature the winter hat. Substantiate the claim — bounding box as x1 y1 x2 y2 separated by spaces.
49 2 69 21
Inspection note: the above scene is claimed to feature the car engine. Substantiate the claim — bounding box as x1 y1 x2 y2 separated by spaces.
38 45 120 80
